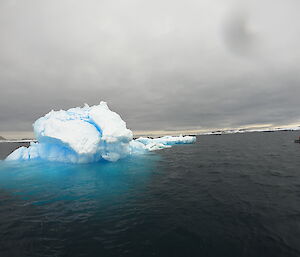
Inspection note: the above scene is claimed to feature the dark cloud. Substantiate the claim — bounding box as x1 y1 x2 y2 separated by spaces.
0 0 299 132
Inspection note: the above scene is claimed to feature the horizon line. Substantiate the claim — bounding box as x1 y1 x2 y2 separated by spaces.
1 122 300 139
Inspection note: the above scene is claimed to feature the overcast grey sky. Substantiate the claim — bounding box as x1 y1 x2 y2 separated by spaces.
0 0 300 132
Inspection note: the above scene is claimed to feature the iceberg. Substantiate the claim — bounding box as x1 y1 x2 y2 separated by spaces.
135 135 196 147
6 102 196 163
134 135 196 151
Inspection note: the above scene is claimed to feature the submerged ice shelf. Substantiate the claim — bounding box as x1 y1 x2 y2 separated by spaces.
6 102 196 163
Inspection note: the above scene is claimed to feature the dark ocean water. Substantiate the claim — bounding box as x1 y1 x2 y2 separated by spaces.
0 131 300 257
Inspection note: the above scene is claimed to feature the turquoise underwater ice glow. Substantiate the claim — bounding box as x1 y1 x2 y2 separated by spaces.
6 102 196 163
0 154 159 205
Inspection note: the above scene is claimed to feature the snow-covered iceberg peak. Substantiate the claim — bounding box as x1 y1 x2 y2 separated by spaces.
7 102 133 163
6 102 196 163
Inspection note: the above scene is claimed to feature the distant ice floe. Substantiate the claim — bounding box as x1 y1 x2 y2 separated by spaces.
135 135 196 151
6 102 196 163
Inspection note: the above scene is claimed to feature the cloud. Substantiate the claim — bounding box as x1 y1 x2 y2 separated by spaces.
0 0 299 132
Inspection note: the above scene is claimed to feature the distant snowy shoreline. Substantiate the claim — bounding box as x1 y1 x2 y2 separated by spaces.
1 126 299 143
199 127 300 136
0 140 37 143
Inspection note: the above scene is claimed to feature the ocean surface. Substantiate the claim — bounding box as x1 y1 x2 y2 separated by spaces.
0 131 300 257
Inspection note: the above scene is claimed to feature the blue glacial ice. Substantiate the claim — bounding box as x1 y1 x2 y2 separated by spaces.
6 102 196 163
